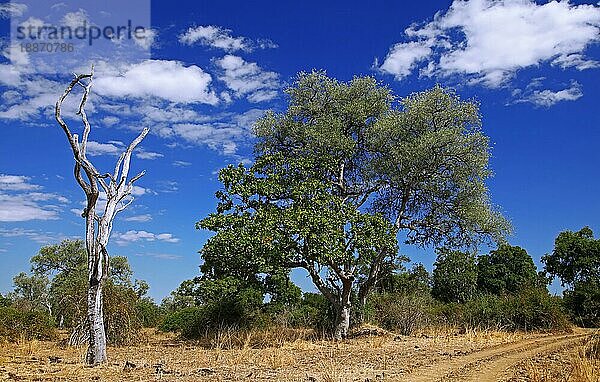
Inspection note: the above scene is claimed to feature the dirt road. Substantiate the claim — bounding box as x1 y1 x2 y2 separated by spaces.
402 330 592 382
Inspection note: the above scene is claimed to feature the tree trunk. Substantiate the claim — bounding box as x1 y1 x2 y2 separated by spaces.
86 279 107 365
55 69 149 366
333 303 351 340
333 280 352 340
355 293 368 325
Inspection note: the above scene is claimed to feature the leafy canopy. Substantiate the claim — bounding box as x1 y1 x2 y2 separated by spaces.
198 72 509 319
477 244 541 295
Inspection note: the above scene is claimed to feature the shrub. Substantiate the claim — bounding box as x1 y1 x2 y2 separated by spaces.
432 248 478 303
366 292 435 335
437 289 570 331
477 245 541 295
103 282 143 345
136 298 163 328
563 280 600 328
288 293 335 332
159 288 267 339
160 307 204 337
0 307 57 341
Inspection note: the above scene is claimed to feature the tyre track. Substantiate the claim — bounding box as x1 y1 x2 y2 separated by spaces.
401 330 591 382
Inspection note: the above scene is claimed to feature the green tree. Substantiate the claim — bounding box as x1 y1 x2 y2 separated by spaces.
376 263 431 296
543 227 600 327
542 227 599 286
198 72 509 339
30 240 149 340
477 244 541 295
0 293 10 307
432 248 478 303
8 272 51 314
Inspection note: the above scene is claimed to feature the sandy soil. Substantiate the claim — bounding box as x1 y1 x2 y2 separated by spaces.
0 328 596 381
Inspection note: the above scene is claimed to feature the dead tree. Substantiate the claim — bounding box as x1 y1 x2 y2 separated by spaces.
55 68 149 365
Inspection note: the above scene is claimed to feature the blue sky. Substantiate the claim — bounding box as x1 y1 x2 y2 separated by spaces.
1 0 599 301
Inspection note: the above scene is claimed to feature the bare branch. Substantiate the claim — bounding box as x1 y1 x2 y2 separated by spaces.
117 128 149 189
115 197 135 214
55 73 92 156
128 170 146 186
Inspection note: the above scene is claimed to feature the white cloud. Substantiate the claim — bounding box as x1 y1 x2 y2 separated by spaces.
516 81 583 107
61 9 88 29
135 252 182 260
378 40 433 79
130 185 152 196
102 116 119 127
179 25 277 52
215 55 279 102
114 230 179 245
156 180 178 193
172 160 192 167
0 2 27 18
163 108 265 155
378 0 600 87
0 174 68 222
0 174 41 191
0 193 60 221
94 60 219 104
0 228 76 244
133 28 157 50
85 141 123 156
124 214 152 222
135 150 164 160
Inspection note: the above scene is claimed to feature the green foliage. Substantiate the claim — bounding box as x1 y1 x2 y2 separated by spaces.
6 239 155 343
8 272 51 313
543 227 599 286
0 293 10 307
197 73 508 337
102 282 143 345
437 289 569 331
543 227 600 327
287 293 336 332
369 85 511 247
160 277 266 338
432 248 478 303
367 292 435 335
160 307 204 335
376 263 431 296
563 279 600 327
477 244 541 295
136 298 163 328
0 307 56 341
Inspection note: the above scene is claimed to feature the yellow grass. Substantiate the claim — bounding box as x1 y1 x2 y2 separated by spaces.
0 326 592 381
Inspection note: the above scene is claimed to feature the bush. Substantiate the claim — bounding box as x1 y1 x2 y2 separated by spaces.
160 307 204 336
436 289 570 331
136 298 163 328
0 307 57 341
159 289 267 339
103 282 143 345
432 249 478 303
288 293 335 332
563 280 600 328
366 292 435 335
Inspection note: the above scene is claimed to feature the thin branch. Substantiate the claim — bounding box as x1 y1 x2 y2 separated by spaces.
117 128 150 189
115 197 135 214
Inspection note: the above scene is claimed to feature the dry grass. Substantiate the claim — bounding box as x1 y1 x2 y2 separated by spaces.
0 326 584 381
569 333 600 382
510 330 599 382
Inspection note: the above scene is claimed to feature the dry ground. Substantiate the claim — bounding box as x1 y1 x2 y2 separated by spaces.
0 327 597 381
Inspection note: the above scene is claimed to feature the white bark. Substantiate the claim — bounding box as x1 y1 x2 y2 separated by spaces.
55 67 148 365
334 303 351 340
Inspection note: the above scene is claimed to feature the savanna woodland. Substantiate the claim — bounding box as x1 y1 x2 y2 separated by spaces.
1 70 598 381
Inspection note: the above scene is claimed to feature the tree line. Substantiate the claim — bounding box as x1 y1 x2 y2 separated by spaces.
1 228 597 345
